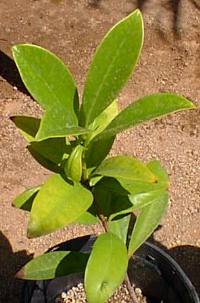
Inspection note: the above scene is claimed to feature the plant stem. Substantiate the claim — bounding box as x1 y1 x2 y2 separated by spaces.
125 273 139 303
98 213 139 303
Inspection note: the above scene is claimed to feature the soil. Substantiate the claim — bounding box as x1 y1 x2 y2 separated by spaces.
0 0 199 302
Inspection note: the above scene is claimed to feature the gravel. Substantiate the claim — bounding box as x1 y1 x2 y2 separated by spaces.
55 283 147 303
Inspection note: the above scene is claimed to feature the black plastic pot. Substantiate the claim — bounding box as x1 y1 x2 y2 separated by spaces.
22 235 199 303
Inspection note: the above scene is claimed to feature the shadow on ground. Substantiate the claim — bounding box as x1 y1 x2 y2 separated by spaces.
169 245 200 296
0 231 33 303
0 50 29 96
87 0 102 7
1 229 199 303
130 0 200 38
150 233 200 297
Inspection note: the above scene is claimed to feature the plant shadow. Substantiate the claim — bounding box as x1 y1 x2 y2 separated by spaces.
149 230 200 296
87 0 102 8
0 50 30 96
132 0 200 38
0 231 33 303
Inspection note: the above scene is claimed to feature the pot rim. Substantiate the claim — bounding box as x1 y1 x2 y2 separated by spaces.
21 236 200 303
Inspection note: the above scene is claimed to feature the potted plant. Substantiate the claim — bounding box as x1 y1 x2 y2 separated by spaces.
11 9 198 303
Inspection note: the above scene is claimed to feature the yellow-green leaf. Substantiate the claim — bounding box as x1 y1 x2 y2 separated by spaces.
28 175 93 238
85 233 128 303
128 191 168 257
94 93 195 141
13 186 40 211
11 116 40 142
80 10 143 127
17 251 89 280
12 44 80 140
94 156 157 183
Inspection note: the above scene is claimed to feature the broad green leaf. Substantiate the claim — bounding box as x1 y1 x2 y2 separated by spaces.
94 156 157 183
15 191 99 225
86 100 118 142
85 233 128 303
94 93 195 141
147 160 168 185
128 191 168 257
92 161 168 221
11 116 40 142
93 177 129 196
114 160 169 195
108 190 165 222
108 215 130 244
28 175 93 238
13 186 40 211
29 137 70 165
108 191 165 222
129 189 166 210
28 147 62 173
80 10 144 127
27 137 71 172
12 44 79 140
17 251 89 280
108 191 161 222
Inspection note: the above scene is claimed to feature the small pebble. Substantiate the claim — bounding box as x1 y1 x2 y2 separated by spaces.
55 283 147 303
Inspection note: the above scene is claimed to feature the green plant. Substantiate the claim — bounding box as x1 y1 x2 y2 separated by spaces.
12 10 195 303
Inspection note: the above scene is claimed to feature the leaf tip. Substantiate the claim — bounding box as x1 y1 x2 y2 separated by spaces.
11 45 21 59
16 267 25 279
27 218 40 238
9 116 17 125
12 200 16 208
134 8 142 16
27 230 37 239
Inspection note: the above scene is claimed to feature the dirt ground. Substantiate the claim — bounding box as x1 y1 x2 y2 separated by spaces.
0 0 199 302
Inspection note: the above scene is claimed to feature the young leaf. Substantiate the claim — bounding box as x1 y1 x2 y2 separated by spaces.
12 44 80 140
85 233 128 303
86 136 115 169
17 251 89 280
85 100 118 168
11 116 40 142
28 175 93 238
94 93 196 141
80 9 144 127
108 215 130 244
128 191 168 257
94 156 157 183
13 186 40 211
87 100 118 142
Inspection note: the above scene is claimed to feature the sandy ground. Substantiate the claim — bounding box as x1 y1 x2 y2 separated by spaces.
0 0 200 302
